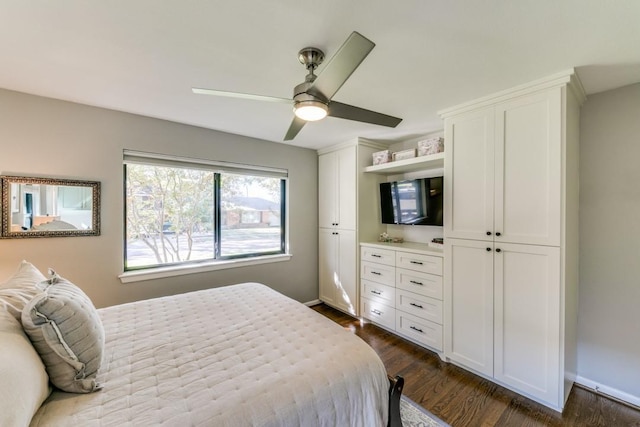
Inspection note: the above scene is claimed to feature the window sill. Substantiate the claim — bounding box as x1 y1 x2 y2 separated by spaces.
119 253 292 284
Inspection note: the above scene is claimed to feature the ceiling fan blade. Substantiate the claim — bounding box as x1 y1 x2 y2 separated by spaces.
328 101 402 128
192 88 291 104
284 116 307 140
308 32 375 100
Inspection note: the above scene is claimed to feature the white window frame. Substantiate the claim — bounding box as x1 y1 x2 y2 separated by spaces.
119 150 290 283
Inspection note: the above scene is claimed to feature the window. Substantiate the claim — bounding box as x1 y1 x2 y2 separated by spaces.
123 152 287 271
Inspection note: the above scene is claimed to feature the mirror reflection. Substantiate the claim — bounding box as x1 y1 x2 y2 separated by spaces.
1 176 100 238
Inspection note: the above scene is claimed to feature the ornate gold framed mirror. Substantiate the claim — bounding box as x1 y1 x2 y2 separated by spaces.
0 176 100 238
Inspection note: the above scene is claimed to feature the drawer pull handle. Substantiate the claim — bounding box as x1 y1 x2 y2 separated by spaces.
409 302 424 309
371 271 382 276
409 280 423 286
410 326 424 333
371 309 383 316
410 261 424 265
371 254 382 258
371 290 382 295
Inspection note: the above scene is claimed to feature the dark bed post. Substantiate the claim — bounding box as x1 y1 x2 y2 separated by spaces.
387 375 404 427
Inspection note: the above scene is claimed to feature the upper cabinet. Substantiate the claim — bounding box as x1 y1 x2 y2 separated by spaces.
443 84 566 246
442 108 495 242
318 146 357 230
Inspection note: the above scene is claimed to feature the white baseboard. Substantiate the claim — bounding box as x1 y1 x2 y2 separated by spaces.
575 375 640 409
304 299 322 307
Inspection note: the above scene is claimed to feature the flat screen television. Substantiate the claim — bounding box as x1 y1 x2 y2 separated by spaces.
380 177 443 226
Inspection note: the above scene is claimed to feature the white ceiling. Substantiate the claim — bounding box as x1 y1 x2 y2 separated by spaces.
1 1 639 150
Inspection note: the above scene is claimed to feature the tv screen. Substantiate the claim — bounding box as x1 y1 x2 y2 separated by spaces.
380 177 443 226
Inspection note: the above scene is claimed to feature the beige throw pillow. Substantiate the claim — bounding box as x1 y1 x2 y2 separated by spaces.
0 260 47 320
22 272 104 393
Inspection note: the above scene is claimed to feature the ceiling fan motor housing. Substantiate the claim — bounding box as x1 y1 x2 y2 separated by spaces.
293 80 328 105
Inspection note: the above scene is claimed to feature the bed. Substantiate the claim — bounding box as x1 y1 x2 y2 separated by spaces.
0 262 403 427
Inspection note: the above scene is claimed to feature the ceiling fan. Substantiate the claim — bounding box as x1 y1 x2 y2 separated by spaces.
192 31 402 141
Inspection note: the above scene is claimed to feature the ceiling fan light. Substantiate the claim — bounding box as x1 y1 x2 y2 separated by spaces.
294 100 328 121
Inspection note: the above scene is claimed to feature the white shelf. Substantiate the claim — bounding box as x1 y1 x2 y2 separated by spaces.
364 152 444 175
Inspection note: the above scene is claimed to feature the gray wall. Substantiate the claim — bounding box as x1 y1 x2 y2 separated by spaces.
0 89 318 308
578 82 640 403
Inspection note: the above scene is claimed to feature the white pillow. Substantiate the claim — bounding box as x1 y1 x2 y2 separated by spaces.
22 272 104 393
0 310 51 427
0 260 47 320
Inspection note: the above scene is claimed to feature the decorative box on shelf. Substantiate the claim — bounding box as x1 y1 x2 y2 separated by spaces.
392 148 416 162
418 137 444 156
372 150 392 165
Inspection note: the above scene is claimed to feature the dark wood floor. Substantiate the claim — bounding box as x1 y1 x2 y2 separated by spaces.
311 303 640 427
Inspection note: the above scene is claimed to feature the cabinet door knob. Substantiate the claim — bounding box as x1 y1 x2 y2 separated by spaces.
486 231 492 236
486 247 491 252
496 248 502 253
496 232 502 237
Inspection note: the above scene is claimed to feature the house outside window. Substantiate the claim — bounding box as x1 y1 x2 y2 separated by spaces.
123 151 287 272
240 210 260 224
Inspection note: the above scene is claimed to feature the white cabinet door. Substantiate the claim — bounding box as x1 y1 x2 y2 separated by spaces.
444 238 494 376
334 229 357 315
444 107 495 241
494 243 560 406
318 146 356 231
336 146 357 230
318 228 336 305
318 153 337 229
494 89 562 246
319 228 357 315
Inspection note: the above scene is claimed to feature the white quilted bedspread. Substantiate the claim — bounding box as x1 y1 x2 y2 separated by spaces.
30 283 389 426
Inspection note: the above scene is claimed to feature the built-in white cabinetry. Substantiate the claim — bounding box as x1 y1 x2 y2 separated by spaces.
444 239 494 376
440 70 585 411
318 146 356 230
494 243 561 405
360 242 445 353
317 140 387 316
444 90 561 246
319 228 357 313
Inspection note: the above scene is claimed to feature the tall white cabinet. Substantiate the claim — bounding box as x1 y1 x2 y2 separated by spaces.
318 140 387 316
440 70 585 411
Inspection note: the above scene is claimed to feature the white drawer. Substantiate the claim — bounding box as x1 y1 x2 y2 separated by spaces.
396 311 443 351
361 279 395 306
396 268 443 300
396 251 443 276
361 246 396 266
396 289 443 325
361 298 395 330
361 261 395 287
